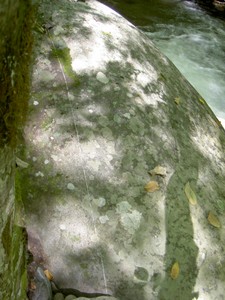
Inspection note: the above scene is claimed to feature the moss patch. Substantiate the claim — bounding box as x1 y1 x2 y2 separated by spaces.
15 168 25 226
2 216 11 258
50 37 80 87
0 213 28 300
0 0 34 148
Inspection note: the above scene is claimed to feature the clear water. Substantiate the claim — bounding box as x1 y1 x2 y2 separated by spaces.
100 0 225 126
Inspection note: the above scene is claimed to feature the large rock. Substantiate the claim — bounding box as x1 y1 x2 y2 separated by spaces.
20 0 225 299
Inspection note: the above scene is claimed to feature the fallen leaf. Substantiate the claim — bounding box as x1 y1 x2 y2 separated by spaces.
170 262 179 279
30 281 36 290
144 181 159 192
184 182 197 205
149 165 166 177
44 269 53 281
102 31 112 37
199 98 205 104
174 97 181 105
208 211 221 228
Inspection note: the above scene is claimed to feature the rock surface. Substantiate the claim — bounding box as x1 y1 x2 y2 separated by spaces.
0 1 33 299
20 0 225 299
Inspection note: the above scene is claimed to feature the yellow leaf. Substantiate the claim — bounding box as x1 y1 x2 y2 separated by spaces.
199 98 205 104
208 211 221 228
144 181 159 192
174 97 181 105
102 31 112 37
184 182 197 205
44 269 53 281
170 262 179 279
149 165 166 177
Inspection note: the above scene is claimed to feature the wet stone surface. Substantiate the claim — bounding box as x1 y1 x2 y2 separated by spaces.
19 0 225 299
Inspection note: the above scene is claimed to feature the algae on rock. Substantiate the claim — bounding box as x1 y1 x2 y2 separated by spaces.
0 0 33 299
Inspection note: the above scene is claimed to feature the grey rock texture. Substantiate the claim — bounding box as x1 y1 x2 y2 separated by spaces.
20 0 225 299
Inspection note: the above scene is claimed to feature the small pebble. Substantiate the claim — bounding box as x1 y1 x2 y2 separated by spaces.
67 183 75 190
96 71 109 84
59 224 66 231
35 171 44 177
99 215 109 224
44 159 50 165
33 100 39 106
54 292 65 300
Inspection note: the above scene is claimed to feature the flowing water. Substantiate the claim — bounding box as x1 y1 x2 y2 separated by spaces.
100 0 225 126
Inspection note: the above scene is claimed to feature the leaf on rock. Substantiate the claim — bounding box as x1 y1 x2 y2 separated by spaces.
170 262 179 279
30 281 36 290
174 97 181 105
44 269 53 281
199 98 205 105
149 165 166 177
144 181 159 192
184 182 197 205
208 211 221 228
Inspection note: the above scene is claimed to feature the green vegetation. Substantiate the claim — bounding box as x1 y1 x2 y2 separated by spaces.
0 1 34 299
1 214 28 300
0 1 34 147
50 38 80 87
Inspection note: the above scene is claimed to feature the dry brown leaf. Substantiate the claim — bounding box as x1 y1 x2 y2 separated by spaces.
44 269 53 281
170 262 179 279
30 281 36 290
184 182 197 205
208 212 221 228
144 181 159 192
149 165 166 177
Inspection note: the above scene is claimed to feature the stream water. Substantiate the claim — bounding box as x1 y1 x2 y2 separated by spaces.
99 0 225 126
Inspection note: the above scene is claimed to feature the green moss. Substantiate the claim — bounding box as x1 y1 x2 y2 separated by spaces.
1 215 28 300
15 168 25 226
0 1 34 148
2 215 12 258
41 116 53 130
217 199 225 213
20 270 28 295
50 39 80 87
